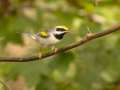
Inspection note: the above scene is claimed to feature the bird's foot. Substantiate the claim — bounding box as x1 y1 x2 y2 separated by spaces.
51 46 58 53
38 52 42 58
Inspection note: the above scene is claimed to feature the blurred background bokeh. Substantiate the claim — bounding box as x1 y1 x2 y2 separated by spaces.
0 0 120 90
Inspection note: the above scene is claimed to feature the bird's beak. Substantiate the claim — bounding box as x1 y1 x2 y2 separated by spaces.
64 30 70 33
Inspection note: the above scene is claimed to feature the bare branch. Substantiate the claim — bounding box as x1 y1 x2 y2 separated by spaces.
0 24 120 62
0 80 10 90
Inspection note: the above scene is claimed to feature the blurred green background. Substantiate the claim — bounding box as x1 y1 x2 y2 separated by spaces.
0 0 120 90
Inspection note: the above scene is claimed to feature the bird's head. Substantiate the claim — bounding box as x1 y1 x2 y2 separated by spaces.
52 26 69 40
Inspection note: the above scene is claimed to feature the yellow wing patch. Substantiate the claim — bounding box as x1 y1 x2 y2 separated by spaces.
39 31 48 38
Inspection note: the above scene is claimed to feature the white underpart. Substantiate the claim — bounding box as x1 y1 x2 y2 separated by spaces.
30 28 64 47
36 33 60 47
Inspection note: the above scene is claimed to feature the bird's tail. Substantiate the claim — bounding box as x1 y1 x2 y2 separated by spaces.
16 31 39 41
23 32 37 40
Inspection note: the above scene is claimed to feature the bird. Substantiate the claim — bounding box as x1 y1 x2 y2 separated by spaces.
28 26 69 49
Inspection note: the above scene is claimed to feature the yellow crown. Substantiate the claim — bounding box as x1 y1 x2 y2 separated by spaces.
55 26 69 31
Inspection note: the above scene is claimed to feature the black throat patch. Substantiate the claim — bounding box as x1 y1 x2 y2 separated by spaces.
54 33 65 40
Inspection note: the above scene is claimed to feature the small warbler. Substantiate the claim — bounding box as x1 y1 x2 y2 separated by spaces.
28 26 69 47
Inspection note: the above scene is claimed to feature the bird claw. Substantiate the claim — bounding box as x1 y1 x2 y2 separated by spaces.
38 53 42 58
51 46 58 52
54 48 58 53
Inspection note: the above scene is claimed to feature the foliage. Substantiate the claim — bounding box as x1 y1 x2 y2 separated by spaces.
0 0 120 90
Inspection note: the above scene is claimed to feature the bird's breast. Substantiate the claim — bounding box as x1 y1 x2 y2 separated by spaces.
39 34 60 46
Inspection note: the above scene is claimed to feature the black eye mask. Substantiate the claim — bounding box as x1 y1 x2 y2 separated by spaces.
56 28 66 31
54 33 65 40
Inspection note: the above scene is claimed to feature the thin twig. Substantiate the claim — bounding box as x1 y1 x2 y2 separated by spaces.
0 24 120 62
0 80 10 90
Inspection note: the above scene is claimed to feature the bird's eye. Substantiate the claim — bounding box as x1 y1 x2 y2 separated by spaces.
56 28 65 31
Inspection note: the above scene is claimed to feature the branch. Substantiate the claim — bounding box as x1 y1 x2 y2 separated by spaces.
0 24 120 62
